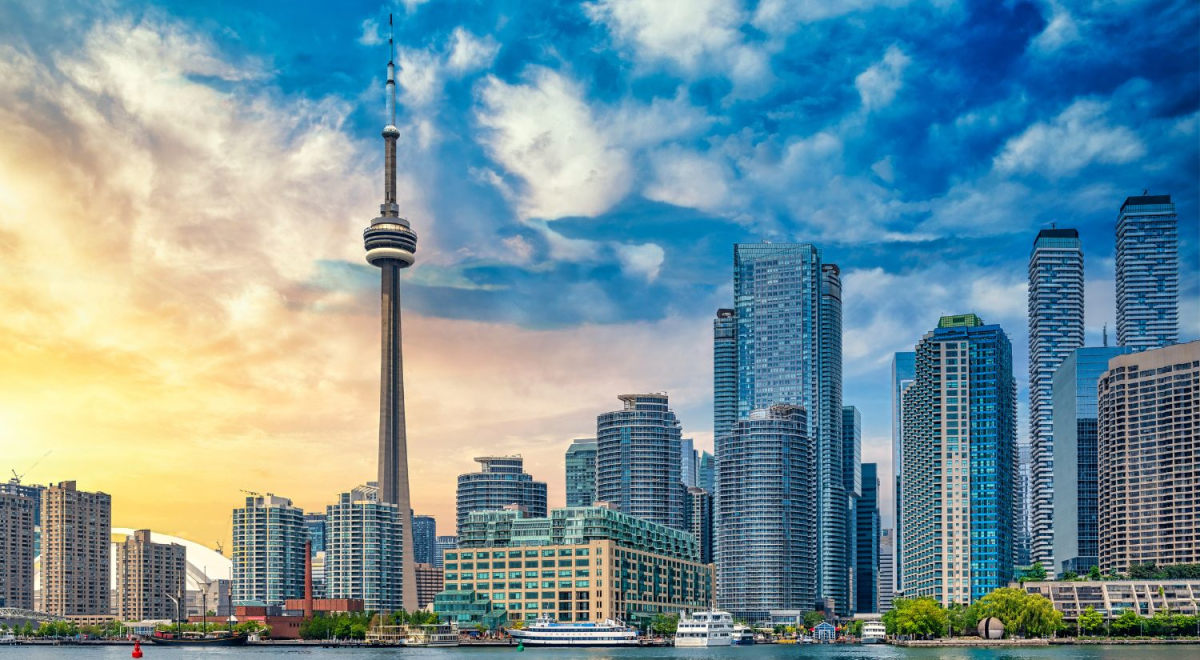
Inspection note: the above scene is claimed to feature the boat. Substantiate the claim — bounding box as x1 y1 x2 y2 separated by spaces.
861 621 886 644
148 631 249 646
674 610 734 647
505 616 639 647
406 622 459 647
731 624 755 645
0 632 15 645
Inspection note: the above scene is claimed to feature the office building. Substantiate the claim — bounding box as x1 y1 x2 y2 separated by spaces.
891 351 914 596
685 486 713 564
1116 195 1178 350
1022 580 1199 620
42 481 111 620
324 483 404 613
564 439 598 508
697 452 714 493
1028 228 1085 567
901 314 1018 605
1098 342 1200 574
730 243 846 613
442 506 712 624
304 512 326 555
1051 346 1132 575
843 406 861 611
856 463 880 613
434 535 458 569
716 404 815 620
878 529 895 612
412 515 437 565
1017 443 1032 568
414 563 443 610
596 394 685 530
231 493 305 606
455 456 547 533
680 438 697 488
115 529 187 621
0 490 35 609
713 308 738 442
363 27 420 610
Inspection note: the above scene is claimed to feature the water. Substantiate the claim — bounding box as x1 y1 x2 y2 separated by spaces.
4 645 1189 660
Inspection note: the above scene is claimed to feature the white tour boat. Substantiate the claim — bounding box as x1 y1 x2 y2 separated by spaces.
506 616 639 647
674 610 734 647
731 624 755 645
861 620 886 644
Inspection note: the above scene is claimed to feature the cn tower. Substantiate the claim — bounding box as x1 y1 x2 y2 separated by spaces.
364 15 418 610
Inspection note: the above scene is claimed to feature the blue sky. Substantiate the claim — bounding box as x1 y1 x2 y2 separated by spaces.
1 0 1196 537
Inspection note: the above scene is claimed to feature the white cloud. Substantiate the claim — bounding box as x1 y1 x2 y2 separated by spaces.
397 47 443 106
1030 4 1080 53
358 18 384 46
615 242 666 282
994 99 1146 176
855 45 911 112
447 27 500 73
394 28 500 108
752 0 940 33
871 156 895 182
644 147 732 212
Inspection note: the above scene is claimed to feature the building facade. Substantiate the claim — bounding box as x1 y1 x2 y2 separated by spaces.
412 514 437 565
596 394 685 530
455 456 547 533
1098 342 1199 573
1116 195 1178 350
1016 443 1033 568
878 529 895 612
414 563 443 610
564 439 598 508
685 486 713 565
730 243 846 613
1051 346 1132 575
890 351 914 597
0 490 35 609
901 315 1018 605
442 507 712 625
324 484 404 613
680 438 697 488
1022 580 1199 620
843 406 861 611
716 404 815 621
231 493 305 607
42 481 111 618
1028 227 1084 568
713 308 738 442
856 463 880 613
0 480 44 560
304 512 326 555
434 536 458 569
697 452 714 493
115 529 187 621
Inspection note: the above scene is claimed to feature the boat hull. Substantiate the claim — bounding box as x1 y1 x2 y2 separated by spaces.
676 638 733 647
148 635 248 646
512 640 640 647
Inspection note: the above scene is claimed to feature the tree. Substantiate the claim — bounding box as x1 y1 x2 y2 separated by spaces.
802 611 824 629
1088 565 1103 581
649 613 678 635
1110 611 1142 636
1018 562 1047 583
1128 562 1159 579
1079 606 1105 635
972 588 1061 638
1061 571 1079 581
882 597 948 639
844 620 863 636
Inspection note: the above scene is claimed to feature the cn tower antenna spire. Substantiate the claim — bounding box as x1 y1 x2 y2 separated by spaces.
388 13 396 128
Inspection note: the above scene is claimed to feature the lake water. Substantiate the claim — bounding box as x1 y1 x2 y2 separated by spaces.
4 645 1191 660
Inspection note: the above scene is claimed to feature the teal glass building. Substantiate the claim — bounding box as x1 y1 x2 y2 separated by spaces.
564 439 597 508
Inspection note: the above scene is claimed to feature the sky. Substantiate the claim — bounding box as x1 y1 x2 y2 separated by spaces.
1 0 1196 551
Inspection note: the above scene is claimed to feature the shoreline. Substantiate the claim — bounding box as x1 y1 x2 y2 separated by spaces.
894 638 1200 647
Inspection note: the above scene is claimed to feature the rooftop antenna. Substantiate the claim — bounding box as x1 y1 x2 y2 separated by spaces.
1103 323 1108 347
1143 189 1148 195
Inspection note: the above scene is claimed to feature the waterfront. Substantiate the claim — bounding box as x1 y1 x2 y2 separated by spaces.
2 645 1193 660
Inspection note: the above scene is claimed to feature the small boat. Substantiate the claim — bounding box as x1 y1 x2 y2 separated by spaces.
406 622 459 647
506 616 639 647
675 610 734 647
731 624 755 645
0 633 16 645
861 620 886 644
148 631 249 646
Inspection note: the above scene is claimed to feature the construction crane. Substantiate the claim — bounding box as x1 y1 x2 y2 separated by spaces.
215 540 224 556
10 450 52 484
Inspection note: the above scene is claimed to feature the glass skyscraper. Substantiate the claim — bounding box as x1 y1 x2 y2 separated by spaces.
713 308 738 441
843 406 861 612
325 483 404 613
231 493 306 606
890 351 914 596
1028 227 1084 567
726 243 847 613
433 535 457 569
1051 346 1131 575
1116 195 1178 350
856 463 880 613
596 394 685 530
901 314 1017 605
697 451 714 493
680 438 697 488
304 512 326 555
455 456 547 533
412 514 437 565
715 404 815 621
564 438 598 507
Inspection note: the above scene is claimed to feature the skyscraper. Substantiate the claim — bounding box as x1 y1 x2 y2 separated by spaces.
855 463 880 613
325 484 404 613
843 406 861 612
680 438 697 488
564 439 598 507
697 451 715 493
729 243 845 612
1098 342 1199 574
231 493 305 606
0 490 35 609
890 351 914 596
1116 194 1178 350
0 479 44 559
686 486 714 564
433 535 457 569
1028 227 1084 567
902 314 1017 604
363 17 418 610
1016 443 1032 568
41 481 111 619
878 528 895 612
596 394 685 530
1051 346 1132 575
304 512 326 555
455 456 547 533
412 514 437 565
715 404 815 621
713 308 738 441
115 529 187 621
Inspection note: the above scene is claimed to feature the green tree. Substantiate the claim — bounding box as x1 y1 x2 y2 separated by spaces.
1079 606 1105 635
1088 565 1103 580
1110 610 1142 636
1017 562 1047 583
649 613 678 635
1128 562 1159 579
802 611 824 629
844 620 863 636
882 597 948 639
1061 570 1079 581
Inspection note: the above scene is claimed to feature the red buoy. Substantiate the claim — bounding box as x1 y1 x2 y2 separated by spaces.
132 640 143 658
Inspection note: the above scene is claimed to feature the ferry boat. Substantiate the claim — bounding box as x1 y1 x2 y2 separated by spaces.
406 622 459 647
731 624 755 645
861 620 886 644
506 616 639 647
674 610 734 647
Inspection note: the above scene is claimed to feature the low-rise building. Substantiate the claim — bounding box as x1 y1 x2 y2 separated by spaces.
415 563 443 610
1021 580 1200 620
438 506 712 627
